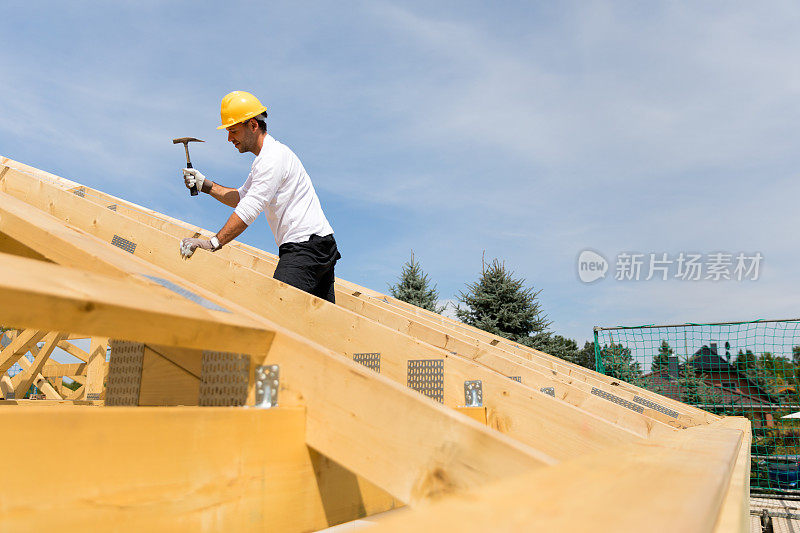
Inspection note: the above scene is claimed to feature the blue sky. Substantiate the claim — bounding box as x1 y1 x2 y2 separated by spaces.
2 1 799 346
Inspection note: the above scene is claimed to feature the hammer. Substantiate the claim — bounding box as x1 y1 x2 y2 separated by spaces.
172 137 204 196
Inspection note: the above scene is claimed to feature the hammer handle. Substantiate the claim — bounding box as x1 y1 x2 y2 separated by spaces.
186 161 198 196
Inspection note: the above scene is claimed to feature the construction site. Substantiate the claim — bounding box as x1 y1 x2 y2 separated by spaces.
0 154 753 531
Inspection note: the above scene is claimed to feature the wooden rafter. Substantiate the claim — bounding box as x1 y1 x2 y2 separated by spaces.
0 173 654 460
0 155 753 530
12 160 710 429
0 250 553 504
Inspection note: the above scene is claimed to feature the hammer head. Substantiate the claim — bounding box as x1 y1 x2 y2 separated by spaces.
172 137 205 145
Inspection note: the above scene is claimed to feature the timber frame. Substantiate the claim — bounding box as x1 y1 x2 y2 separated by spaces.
0 156 750 532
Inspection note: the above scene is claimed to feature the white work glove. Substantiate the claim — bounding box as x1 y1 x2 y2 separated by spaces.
179 237 216 259
183 168 207 193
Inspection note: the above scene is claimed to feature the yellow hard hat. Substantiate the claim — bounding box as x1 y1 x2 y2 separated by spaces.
216 91 268 130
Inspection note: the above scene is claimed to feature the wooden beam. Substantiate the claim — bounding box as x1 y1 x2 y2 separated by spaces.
13 332 65 398
0 241 555 504
371 420 748 532
712 417 752 533
42 361 92 377
0 251 274 357
83 336 108 399
34 376 63 400
261 329 555 503
0 170 648 459
35 168 707 429
0 406 373 531
0 329 46 375
56 340 91 362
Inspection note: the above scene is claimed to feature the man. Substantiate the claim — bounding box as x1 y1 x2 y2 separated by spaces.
179 90 341 303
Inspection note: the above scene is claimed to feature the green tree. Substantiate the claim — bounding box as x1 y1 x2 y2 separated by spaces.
63 380 82 391
651 340 674 372
735 349 785 397
389 252 444 313
678 369 723 411
599 343 643 385
535 335 596 370
455 258 551 348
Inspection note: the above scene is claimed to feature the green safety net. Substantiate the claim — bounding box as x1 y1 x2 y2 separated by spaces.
594 319 800 495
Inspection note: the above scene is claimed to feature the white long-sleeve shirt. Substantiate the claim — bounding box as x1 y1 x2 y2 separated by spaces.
234 134 334 246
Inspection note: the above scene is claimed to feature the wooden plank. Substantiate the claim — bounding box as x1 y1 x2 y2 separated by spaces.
0 202 556 505
366 289 719 423
42 170 707 429
336 290 690 432
42 361 91 377
0 328 46 374
83 336 108 399
0 157 710 425
34 376 63 400
0 251 275 356
13 331 65 397
261 329 555 503
0 406 371 531
0 232 50 261
0 169 646 459
372 421 746 532
56 340 91 362
712 417 752 533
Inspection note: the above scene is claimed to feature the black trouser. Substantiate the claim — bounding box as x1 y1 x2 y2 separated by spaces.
273 234 341 303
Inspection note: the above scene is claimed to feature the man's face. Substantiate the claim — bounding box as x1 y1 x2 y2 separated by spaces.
226 120 257 153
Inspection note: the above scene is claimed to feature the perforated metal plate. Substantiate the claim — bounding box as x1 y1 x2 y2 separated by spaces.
509 376 522 383
106 340 144 406
353 352 380 373
407 359 444 403
633 395 679 418
107 204 117 211
71 187 86 198
199 351 250 406
86 393 102 401
464 380 483 407
540 387 555 397
142 275 230 313
591 387 644 414
111 234 136 254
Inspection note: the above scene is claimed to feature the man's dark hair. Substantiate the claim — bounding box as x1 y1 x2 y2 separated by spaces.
253 111 267 133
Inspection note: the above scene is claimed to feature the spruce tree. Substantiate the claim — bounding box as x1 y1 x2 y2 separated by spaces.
536 335 597 370
599 342 643 385
455 258 550 348
651 340 674 372
389 252 444 313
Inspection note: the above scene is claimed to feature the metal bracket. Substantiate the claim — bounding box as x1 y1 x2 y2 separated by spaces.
591 387 644 414
407 359 444 403
633 395 679 418
111 234 137 254
254 365 279 408
464 380 483 407
540 387 555 397
353 352 381 373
